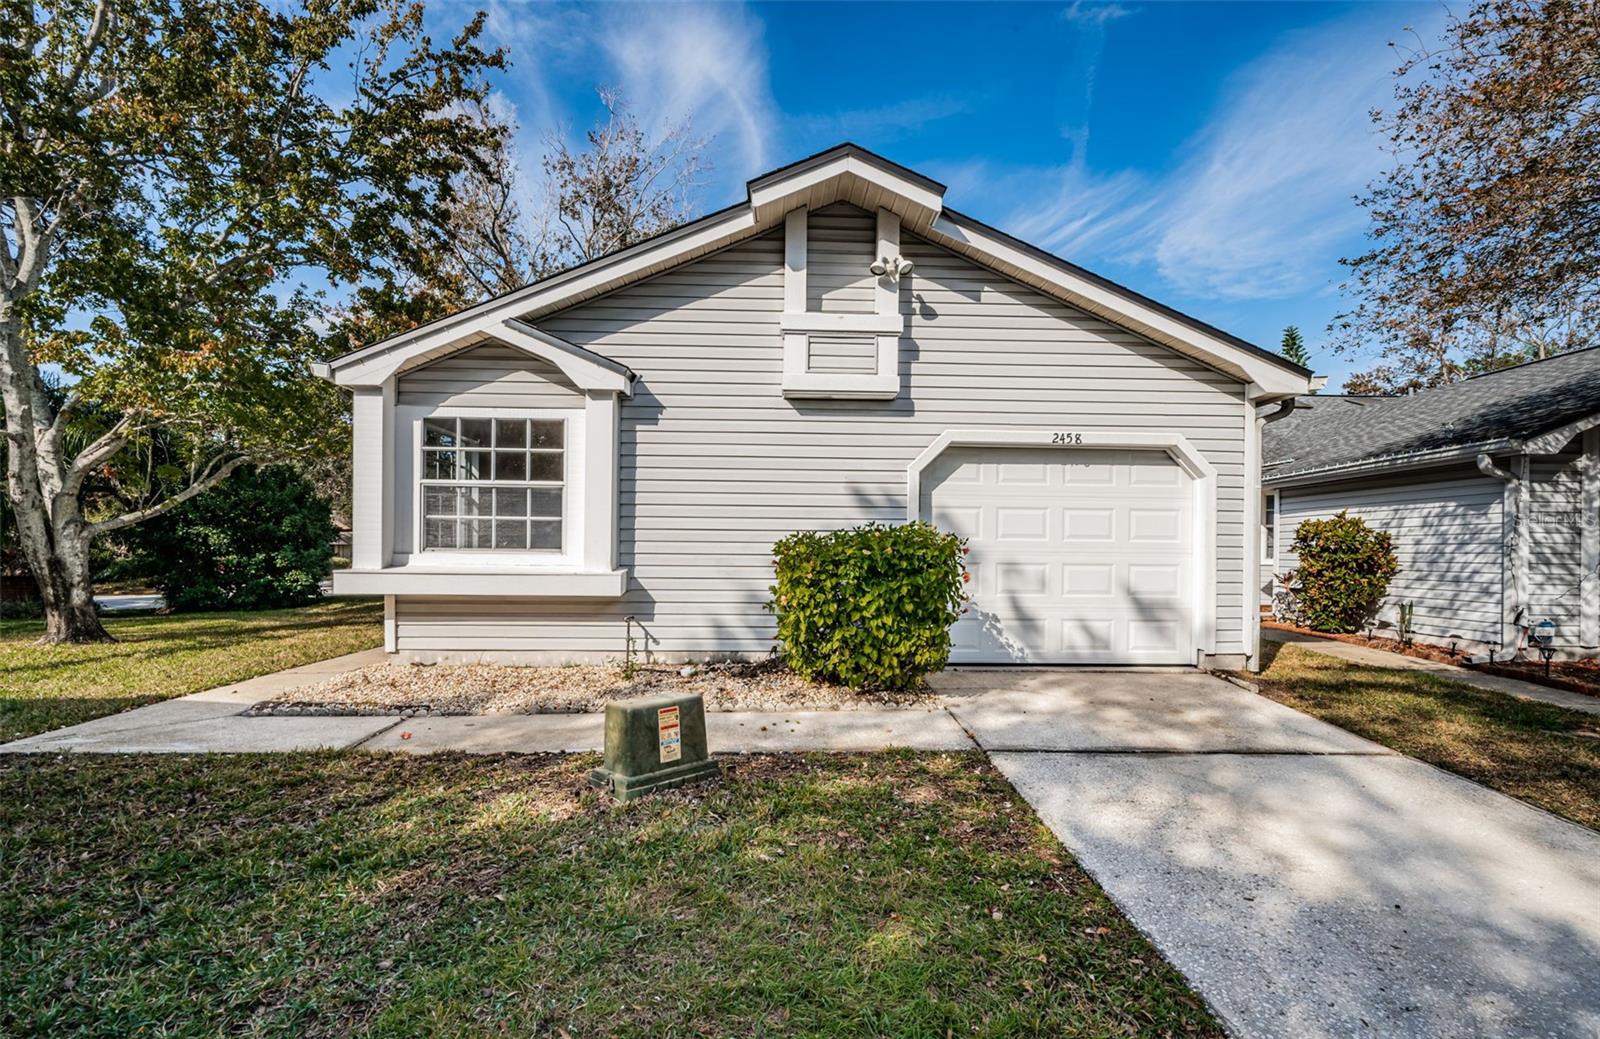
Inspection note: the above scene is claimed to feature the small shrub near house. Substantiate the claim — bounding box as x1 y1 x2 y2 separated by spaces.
768 521 967 690
1288 511 1400 634
115 465 336 612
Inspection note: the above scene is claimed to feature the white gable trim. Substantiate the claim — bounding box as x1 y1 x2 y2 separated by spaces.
321 313 633 397
318 144 1311 400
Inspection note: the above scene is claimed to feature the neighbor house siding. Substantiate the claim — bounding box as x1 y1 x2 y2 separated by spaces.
1276 466 1504 648
1526 447 1586 651
393 205 1250 661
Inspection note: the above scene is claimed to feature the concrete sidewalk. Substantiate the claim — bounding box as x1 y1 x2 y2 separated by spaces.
0 652 974 755
1264 626 1600 716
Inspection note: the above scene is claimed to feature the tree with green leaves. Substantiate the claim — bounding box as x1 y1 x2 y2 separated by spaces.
1334 0 1600 393
1278 326 1312 369
1 0 505 642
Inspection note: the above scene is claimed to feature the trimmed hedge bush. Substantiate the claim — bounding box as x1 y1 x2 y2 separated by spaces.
1288 511 1399 633
768 521 967 690
114 465 335 612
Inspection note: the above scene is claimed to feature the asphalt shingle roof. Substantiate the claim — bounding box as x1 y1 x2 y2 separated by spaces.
1262 348 1600 482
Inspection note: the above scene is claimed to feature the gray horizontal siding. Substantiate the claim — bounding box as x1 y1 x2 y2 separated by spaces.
396 345 583 409
1277 467 1504 646
396 207 1250 660
1526 449 1585 649
806 203 875 314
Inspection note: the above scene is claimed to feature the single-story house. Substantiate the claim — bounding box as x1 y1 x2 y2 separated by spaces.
1262 348 1600 658
316 144 1314 669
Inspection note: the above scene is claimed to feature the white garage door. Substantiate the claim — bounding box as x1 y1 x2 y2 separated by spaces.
923 446 1195 665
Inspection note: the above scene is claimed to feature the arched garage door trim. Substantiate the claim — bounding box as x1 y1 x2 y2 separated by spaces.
905 429 1218 664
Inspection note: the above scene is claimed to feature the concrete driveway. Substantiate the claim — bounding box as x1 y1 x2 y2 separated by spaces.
934 668 1600 1039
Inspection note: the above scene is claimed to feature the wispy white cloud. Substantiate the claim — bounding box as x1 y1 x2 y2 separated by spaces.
1060 1 1137 27
1005 8 1441 301
469 2 775 207
791 93 981 146
599 3 775 187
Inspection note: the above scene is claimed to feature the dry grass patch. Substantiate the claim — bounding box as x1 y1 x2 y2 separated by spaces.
1251 642 1600 831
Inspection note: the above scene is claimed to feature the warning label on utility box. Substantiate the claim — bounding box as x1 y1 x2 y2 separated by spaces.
657 705 682 763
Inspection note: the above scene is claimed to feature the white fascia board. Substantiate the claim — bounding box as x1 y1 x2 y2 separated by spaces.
332 311 632 396
331 568 629 598
928 214 1310 396
324 205 756 375
749 154 943 225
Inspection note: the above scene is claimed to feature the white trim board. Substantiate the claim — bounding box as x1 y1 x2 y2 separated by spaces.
317 144 1312 401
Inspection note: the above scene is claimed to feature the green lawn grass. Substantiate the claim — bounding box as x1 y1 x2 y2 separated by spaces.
1 751 1220 1038
1253 641 1600 831
0 600 383 742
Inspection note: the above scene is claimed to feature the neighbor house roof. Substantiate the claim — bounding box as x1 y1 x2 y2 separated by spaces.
316 143 1312 398
1263 348 1600 485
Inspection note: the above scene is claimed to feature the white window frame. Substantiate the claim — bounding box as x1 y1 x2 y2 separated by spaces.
1261 490 1279 566
408 405 587 571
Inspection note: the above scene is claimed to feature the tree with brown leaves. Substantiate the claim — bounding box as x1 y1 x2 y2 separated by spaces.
1334 0 1600 394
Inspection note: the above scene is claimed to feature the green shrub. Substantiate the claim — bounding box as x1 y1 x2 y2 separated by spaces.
1288 511 1399 633
767 521 968 690
114 465 335 612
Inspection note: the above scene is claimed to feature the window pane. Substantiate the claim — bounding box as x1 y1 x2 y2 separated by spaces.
459 518 492 548
530 519 562 550
459 486 489 516
495 488 529 517
495 419 527 448
530 420 563 448
459 418 492 447
494 450 527 481
423 486 457 517
424 418 457 447
528 452 562 482
494 519 529 549
460 450 490 480
424 518 456 548
424 450 456 480
528 488 562 518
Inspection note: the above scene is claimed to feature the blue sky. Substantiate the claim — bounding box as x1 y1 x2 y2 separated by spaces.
447 0 1446 389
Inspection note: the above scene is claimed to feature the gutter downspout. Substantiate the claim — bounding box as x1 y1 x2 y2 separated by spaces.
1246 397 1298 671
1477 451 1528 658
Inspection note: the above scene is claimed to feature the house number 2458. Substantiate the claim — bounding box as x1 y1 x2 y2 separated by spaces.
1050 432 1084 445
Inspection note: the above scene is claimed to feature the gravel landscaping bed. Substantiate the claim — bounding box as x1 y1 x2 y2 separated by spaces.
249 658 939 716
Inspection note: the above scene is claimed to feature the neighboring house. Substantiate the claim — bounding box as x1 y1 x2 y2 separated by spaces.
1262 348 1600 658
316 144 1312 668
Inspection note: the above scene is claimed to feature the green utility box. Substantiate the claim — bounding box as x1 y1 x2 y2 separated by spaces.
589 692 720 801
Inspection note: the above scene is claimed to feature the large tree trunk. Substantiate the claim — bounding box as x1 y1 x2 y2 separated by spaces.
1 311 114 644
32 527 110 643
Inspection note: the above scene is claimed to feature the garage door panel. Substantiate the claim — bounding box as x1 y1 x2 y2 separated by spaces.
995 507 1049 541
995 561 1049 597
1064 508 1116 541
925 446 1195 665
1128 508 1186 543
1064 564 1114 596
